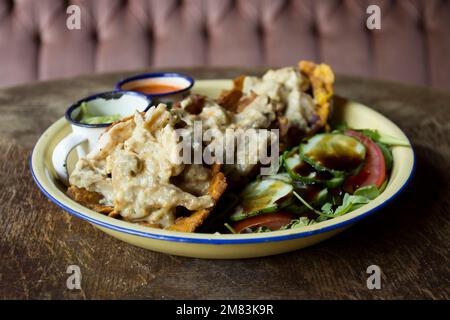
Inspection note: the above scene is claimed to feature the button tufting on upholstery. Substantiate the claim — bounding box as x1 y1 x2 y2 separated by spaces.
6 0 13 11
0 0 13 18
91 29 98 43
201 22 209 43
34 31 41 46
0 0 448 90
310 21 318 37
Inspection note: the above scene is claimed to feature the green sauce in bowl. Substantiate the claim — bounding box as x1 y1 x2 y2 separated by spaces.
77 102 122 125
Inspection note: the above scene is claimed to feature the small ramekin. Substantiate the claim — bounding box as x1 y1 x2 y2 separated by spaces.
115 72 194 106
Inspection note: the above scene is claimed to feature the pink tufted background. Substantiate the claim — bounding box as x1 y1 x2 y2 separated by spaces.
0 0 449 89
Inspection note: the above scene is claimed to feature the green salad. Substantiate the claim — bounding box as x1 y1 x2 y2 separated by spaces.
216 126 409 234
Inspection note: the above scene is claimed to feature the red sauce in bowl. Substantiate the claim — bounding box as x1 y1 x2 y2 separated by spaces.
132 84 183 95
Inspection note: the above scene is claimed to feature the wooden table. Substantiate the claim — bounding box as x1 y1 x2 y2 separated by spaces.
0 67 449 300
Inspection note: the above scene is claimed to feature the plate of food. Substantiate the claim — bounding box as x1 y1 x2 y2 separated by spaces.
30 61 414 259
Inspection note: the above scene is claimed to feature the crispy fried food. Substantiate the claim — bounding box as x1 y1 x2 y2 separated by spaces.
68 171 226 232
211 163 222 175
143 105 171 132
298 60 335 130
237 91 257 113
216 75 247 112
173 94 206 115
219 62 334 131
104 114 137 133
217 89 243 112
166 172 227 233
233 75 245 91
217 87 259 114
68 170 226 231
67 186 115 215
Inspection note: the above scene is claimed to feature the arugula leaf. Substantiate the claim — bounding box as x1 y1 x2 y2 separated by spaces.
293 191 324 216
293 191 358 218
359 129 380 141
330 121 349 132
341 194 370 212
353 185 380 200
359 129 409 147
376 142 393 172
280 217 317 230
288 177 381 220
319 193 371 218
377 133 410 147
316 215 329 222
321 202 334 215
278 151 288 173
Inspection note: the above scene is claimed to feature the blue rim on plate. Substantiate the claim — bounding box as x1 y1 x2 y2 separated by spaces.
65 90 152 128
29 148 415 245
115 72 195 97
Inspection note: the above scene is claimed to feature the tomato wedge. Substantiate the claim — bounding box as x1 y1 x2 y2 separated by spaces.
344 130 386 192
232 212 294 233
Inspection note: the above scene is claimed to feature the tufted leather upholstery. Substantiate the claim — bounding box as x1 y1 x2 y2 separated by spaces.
0 0 449 89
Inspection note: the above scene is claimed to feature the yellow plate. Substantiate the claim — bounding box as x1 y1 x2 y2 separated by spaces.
30 80 414 259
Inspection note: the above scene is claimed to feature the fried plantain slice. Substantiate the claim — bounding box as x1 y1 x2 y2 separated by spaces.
67 186 114 215
166 172 227 233
211 163 222 175
298 60 335 130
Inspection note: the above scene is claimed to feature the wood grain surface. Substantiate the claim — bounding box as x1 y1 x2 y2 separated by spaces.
0 67 449 300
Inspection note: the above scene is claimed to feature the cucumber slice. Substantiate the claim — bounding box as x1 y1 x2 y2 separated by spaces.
300 133 366 175
261 173 292 184
284 153 317 184
313 188 329 206
284 152 345 188
324 176 345 188
230 179 294 221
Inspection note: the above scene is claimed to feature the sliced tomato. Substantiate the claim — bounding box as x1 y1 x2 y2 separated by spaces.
232 212 294 233
344 130 386 192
